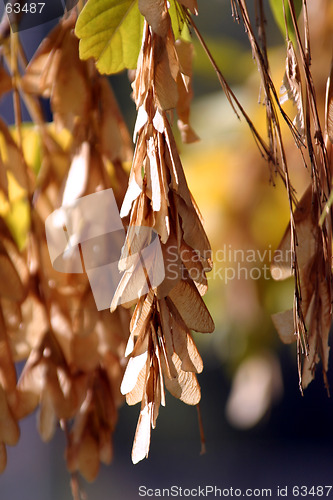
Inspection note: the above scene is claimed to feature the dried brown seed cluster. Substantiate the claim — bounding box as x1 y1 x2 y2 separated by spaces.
0 0 214 484
0 13 133 481
272 61 333 390
3 0 330 491
114 5 214 462
227 0 333 391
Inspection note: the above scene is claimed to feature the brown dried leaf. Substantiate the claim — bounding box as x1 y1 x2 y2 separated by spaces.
301 328 317 389
121 351 148 395
151 329 165 416
45 364 78 420
0 252 26 302
131 402 152 464
0 65 12 98
38 390 57 442
164 352 201 405
98 78 133 162
0 152 8 198
302 277 331 389
78 432 100 482
129 297 144 341
300 291 318 389
271 186 314 280
139 0 170 37
180 240 207 288
151 371 162 427
164 118 192 206
21 15 75 95
0 122 29 191
271 309 295 344
120 176 142 219
98 308 129 363
0 312 17 393
175 39 199 144
174 193 212 265
50 303 72 365
154 34 179 110
2 236 29 287
51 29 90 131
131 23 153 108
72 331 100 372
61 141 89 205
14 358 44 419
0 442 7 473
171 316 203 373
146 136 162 211
73 289 98 337
7 294 48 361
126 363 147 406
168 279 214 333
0 386 20 446
156 233 182 299
317 278 331 373
21 38 61 97
99 427 113 465
130 290 154 350
157 301 177 379
22 15 90 131
110 262 142 312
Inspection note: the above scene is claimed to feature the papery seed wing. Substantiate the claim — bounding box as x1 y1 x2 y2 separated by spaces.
163 352 201 405
131 402 152 464
271 309 296 344
271 186 315 280
168 279 214 333
138 0 170 37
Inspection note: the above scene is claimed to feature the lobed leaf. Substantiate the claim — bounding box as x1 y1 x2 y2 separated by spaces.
75 0 144 74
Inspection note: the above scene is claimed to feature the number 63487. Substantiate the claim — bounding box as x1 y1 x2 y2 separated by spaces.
5 3 45 14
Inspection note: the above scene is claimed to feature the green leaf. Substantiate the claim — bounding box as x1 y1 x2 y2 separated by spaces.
169 0 184 39
168 0 191 41
75 0 144 74
269 0 302 44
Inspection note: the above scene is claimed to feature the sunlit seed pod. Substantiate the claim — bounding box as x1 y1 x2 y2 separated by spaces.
78 432 100 482
98 427 113 465
38 390 57 442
